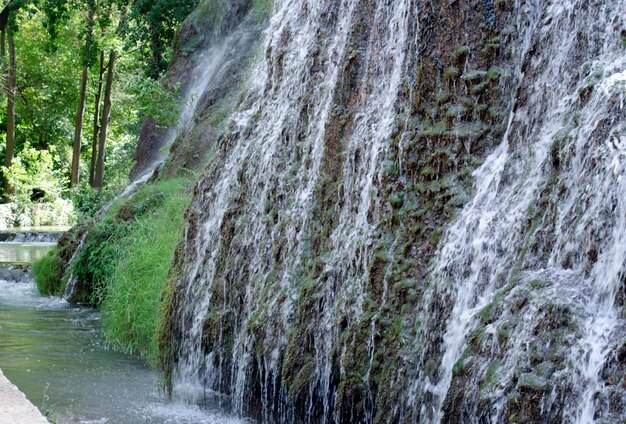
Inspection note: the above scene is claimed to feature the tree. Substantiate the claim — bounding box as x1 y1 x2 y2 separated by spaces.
0 0 187 197
89 49 104 186
93 48 115 189
122 0 198 78
0 0 24 198
70 0 96 187
4 28 15 197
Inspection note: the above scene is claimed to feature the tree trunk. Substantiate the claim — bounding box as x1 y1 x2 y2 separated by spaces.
70 5 95 188
93 50 116 189
4 32 16 197
89 50 105 187
70 66 89 188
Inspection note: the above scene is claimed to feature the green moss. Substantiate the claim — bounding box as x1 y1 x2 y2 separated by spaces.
486 67 501 81
481 360 500 390
460 96 475 108
428 228 442 247
452 347 472 376
444 66 460 79
461 70 487 82
517 373 551 393
446 104 468 119
389 193 405 209
417 121 448 138
529 279 547 290
534 361 556 379
451 122 488 139
451 46 470 63
479 283 514 324
436 91 451 104
471 81 490 96
385 160 400 178
33 249 64 296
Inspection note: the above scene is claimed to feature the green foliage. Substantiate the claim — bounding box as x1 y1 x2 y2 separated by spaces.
122 0 200 77
33 249 64 296
69 185 116 221
126 76 181 128
0 1 193 200
2 145 64 203
69 178 191 358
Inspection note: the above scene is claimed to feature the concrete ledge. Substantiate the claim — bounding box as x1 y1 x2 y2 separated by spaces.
0 369 48 423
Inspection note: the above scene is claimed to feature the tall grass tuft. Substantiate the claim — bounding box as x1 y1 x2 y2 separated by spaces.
32 249 64 296
99 179 191 359
35 178 191 362
33 179 190 361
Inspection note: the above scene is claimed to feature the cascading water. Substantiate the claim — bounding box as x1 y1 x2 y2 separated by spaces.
167 0 626 422
174 0 418 420
406 0 626 422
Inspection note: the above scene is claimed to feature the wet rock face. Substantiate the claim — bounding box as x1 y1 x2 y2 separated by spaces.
166 0 515 422
165 0 626 423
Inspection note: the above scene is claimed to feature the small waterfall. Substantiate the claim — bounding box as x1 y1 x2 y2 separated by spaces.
0 231 63 243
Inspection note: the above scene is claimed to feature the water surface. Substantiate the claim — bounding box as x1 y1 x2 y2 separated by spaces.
0 279 246 424
0 242 56 265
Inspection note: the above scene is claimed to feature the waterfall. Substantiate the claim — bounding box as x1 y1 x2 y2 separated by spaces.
408 0 626 422
169 0 626 422
174 0 418 419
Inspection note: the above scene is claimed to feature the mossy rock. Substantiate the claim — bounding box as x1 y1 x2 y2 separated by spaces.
444 66 460 79
534 361 556 379
389 193 405 209
437 92 451 104
452 348 473 376
461 70 488 82
486 67 501 81
517 373 551 393
446 104 469 119
451 46 470 64
471 81 490 96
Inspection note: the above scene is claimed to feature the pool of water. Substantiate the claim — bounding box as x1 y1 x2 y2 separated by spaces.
0 280 246 424
0 242 57 265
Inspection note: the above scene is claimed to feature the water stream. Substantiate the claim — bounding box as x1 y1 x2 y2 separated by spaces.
0 239 247 424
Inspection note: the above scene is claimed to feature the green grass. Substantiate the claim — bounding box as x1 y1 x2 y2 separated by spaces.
36 178 191 361
32 249 63 296
101 179 190 359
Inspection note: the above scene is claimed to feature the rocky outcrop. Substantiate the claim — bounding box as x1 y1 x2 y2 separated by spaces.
164 0 519 422
130 0 263 181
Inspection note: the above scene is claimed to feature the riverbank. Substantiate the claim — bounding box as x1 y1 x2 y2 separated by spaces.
0 369 48 424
